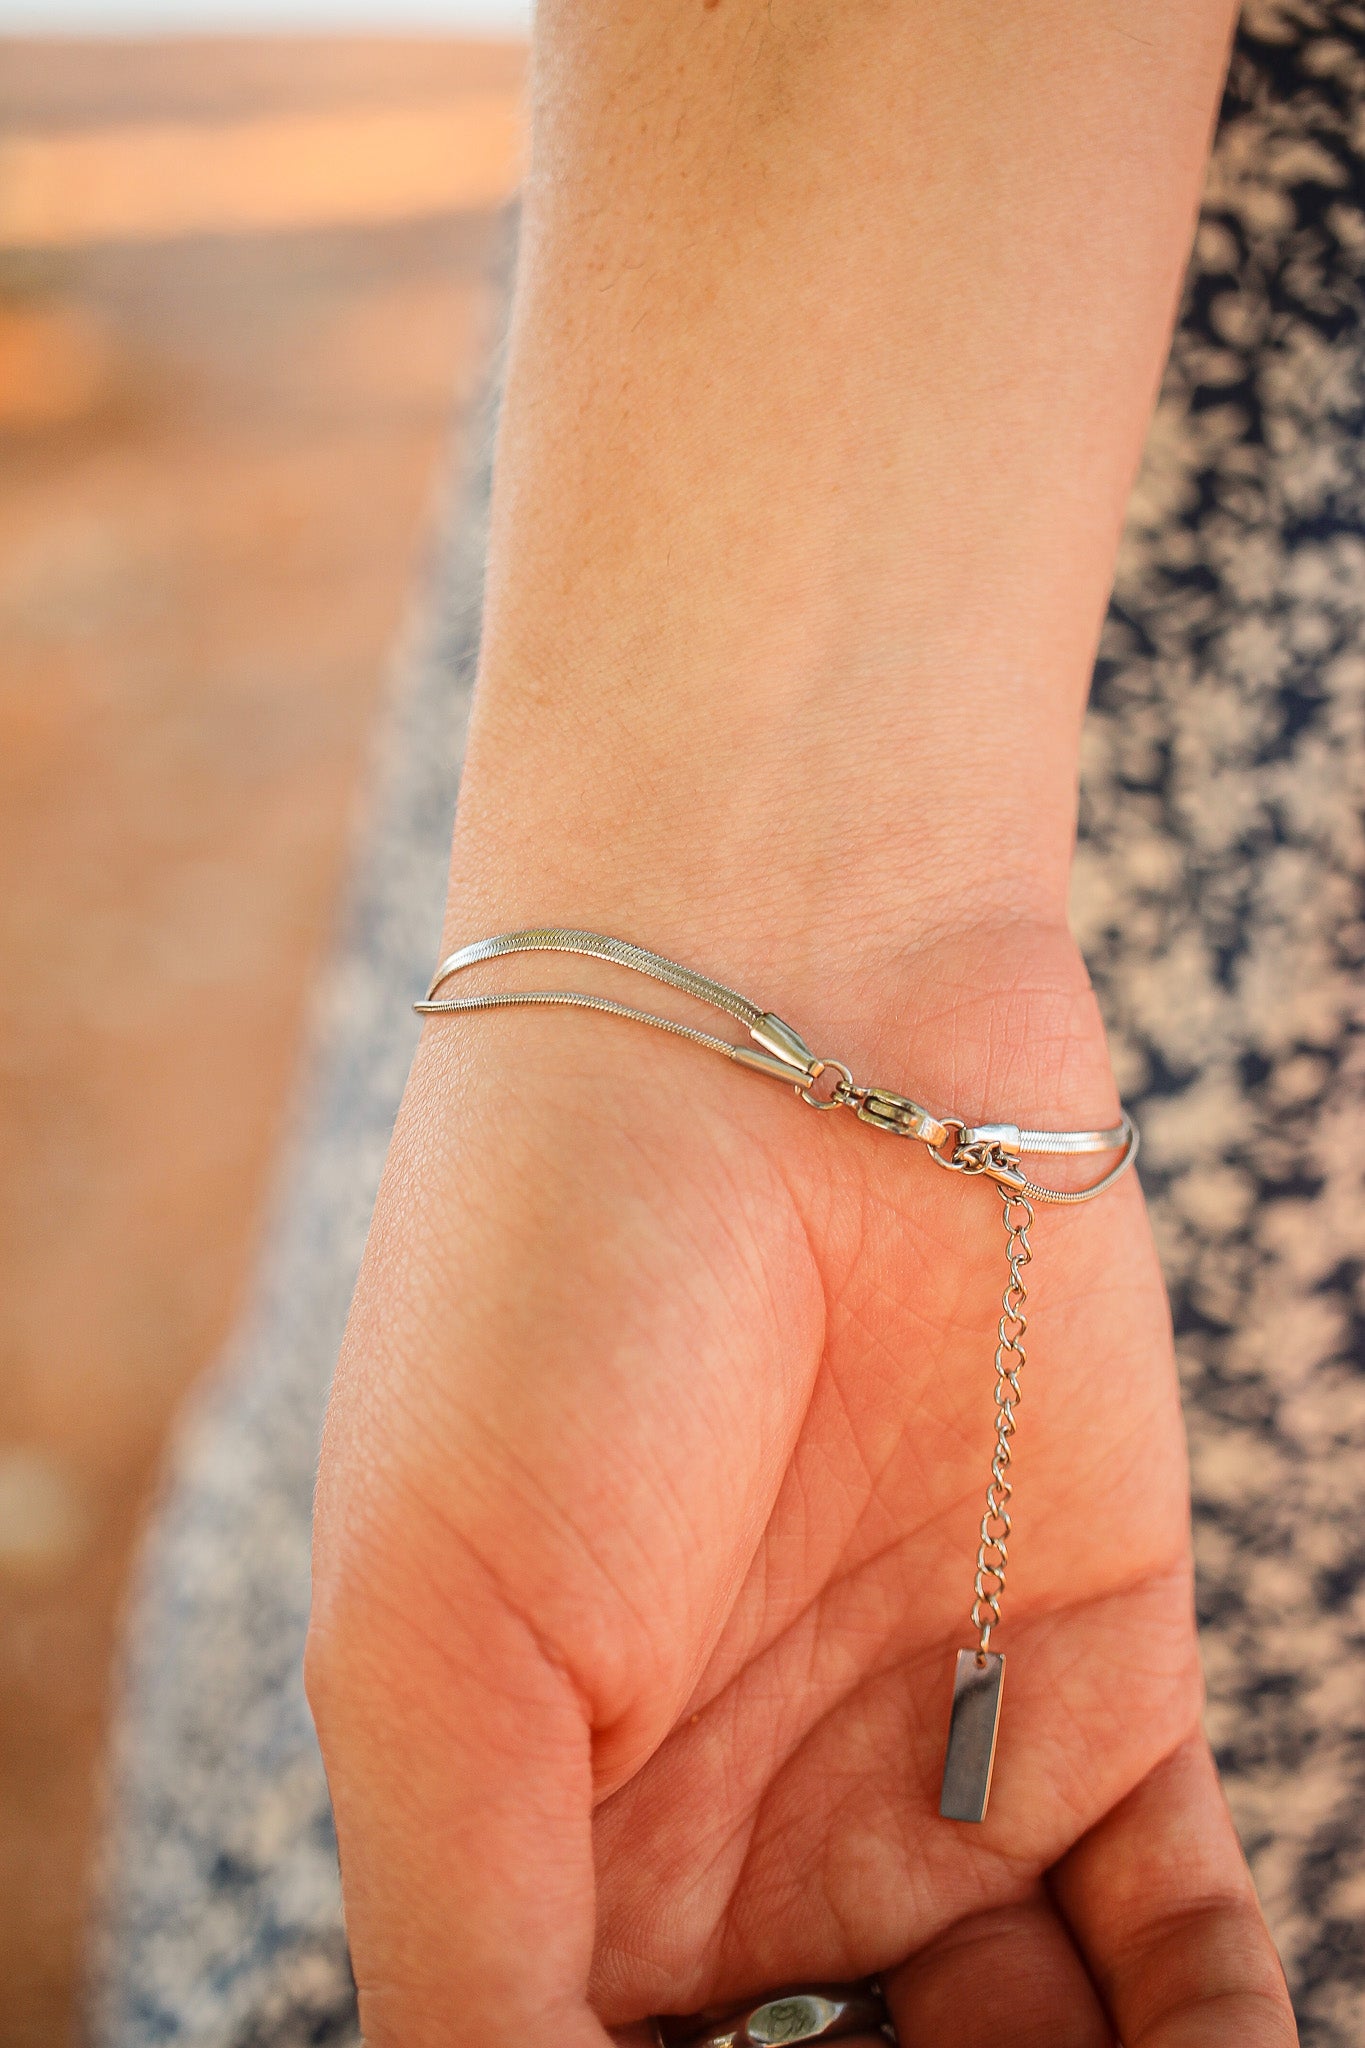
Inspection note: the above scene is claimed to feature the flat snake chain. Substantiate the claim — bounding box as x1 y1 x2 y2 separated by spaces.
416 926 1138 1204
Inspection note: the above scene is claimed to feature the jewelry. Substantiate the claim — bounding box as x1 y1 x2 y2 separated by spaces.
651 1980 893 2045
417 929 1138 1824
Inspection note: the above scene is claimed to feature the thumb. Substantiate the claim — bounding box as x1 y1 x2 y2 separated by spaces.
306 1518 610 2048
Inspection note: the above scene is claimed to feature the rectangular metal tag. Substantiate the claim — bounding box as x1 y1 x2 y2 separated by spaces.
939 1650 1005 1823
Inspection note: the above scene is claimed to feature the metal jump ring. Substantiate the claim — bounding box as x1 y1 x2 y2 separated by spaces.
652 1981 893 2047
926 1116 968 1170
797 1059 855 1110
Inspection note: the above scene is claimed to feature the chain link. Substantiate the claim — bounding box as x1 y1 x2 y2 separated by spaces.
970 1180 1034 1654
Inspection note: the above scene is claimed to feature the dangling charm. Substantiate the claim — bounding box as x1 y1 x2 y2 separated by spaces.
940 1651 1006 1823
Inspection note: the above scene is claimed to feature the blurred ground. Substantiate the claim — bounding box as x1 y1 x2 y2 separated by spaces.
0 39 523 2046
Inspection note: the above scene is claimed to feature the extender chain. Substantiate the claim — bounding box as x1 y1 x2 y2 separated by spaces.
973 1188 1032 1656
415 928 1138 1822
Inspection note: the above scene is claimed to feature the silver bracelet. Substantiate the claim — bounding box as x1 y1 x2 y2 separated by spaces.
416 928 1139 1825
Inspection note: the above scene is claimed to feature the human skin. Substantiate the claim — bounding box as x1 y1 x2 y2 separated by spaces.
307 4 1300 2044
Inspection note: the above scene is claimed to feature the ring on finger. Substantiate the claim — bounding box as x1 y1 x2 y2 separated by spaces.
652 1980 894 2047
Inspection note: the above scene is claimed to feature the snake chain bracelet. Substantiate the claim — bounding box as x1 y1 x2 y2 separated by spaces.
416 927 1139 1823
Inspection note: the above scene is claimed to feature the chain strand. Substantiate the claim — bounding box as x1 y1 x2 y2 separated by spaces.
970 1183 1034 1654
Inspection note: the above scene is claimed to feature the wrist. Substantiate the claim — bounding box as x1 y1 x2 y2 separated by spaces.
436 828 1117 1151
446 636 1085 984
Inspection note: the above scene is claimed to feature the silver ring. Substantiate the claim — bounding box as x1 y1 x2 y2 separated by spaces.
652 1981 893 2047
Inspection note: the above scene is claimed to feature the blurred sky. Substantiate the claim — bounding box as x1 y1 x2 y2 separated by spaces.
3 0 528 28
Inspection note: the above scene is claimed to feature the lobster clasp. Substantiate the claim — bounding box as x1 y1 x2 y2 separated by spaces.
855 1088 949 1147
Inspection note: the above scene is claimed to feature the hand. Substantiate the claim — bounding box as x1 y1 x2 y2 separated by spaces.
307 914 1296 2046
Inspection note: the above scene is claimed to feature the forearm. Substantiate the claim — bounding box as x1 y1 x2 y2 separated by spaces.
450 0 1236 966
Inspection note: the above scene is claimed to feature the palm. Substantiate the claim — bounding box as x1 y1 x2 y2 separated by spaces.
579 1022 1192 2016
312 934 1285 2046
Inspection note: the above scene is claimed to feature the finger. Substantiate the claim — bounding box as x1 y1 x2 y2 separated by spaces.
884 1891 1113 2047
1050 1732 1297 2046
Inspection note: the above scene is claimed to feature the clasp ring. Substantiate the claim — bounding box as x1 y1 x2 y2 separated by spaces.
928 1118 969 1170
798 1059 855 1110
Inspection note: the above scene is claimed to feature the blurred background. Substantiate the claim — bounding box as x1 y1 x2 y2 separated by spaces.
0 6 526 2040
